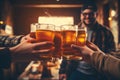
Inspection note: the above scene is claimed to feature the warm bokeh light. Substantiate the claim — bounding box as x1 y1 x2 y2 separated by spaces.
0 21 4 24
108 17 112 21
5 25 13 35
38 16 74 26
111 10 116 17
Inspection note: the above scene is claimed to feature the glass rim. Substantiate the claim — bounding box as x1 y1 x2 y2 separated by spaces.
31 23 55 26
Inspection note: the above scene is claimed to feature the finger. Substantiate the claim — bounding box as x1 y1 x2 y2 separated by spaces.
71 44 82 52
28 38 37 43
38 49 51 53
71 44 80 49
45 41 54 45
34 41 54 47
20 40 29 44
32 49 51 54
86 41 98 51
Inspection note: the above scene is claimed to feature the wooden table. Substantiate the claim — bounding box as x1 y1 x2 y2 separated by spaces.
18 61 60 80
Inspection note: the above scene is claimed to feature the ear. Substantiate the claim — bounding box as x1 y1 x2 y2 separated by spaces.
80 13 84 20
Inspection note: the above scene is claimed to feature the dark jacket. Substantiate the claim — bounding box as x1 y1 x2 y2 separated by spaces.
0 48 11 79
59 22 116 77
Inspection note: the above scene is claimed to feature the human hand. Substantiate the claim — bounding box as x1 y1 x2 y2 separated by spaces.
10 40 54 56
20 34 33 42
86 41 100 52
71 41 101 61
59 74 67 80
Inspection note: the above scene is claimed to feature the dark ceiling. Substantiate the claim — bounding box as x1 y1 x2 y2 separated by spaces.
9 0 87 5
9 0 108 5
8 0 110 9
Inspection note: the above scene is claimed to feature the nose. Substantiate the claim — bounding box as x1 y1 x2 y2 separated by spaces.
85 15 90 18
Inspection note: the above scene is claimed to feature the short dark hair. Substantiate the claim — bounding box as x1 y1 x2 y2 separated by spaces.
81 3 97 12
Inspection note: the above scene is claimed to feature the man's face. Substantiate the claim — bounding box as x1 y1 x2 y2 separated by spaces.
81 9 97 26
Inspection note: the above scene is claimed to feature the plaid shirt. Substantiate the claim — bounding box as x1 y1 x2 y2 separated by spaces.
0 35 24 47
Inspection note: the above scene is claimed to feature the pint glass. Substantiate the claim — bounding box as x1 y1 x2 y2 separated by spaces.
35 24 56 78
76 27 87 46
61 25 77 59
36 24 55 42
35 24 55 57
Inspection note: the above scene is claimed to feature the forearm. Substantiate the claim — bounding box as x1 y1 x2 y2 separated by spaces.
90 51 120 79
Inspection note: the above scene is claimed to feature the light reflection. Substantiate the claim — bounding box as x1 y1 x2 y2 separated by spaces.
111 10 116 17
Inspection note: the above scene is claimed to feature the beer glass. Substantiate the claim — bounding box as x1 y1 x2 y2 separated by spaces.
35 23 55 78
61 24 77 60
76 27 87 46
36 24 55 42
36 23 55 57
30 23 37 38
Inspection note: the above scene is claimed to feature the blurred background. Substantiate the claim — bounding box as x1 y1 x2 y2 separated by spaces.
0 0 120 79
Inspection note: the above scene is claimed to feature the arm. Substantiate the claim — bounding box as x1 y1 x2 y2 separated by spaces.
71 41 120 79
91 51 120 79
0 34 32 47
0 39 54 69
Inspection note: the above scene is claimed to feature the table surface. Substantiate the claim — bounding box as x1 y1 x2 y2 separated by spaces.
18 60 61 80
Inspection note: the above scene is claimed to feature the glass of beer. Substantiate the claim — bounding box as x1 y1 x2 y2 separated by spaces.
61 24 78 60
35 23 55 57
35 23 56 78
76 27 87 46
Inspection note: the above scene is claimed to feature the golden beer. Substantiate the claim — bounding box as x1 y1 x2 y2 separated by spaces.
36 30 55 42
61 25 84 60
36 29 55 58
77 30 87 46
62 30 76 44
35 24 55 59
62 30 77 58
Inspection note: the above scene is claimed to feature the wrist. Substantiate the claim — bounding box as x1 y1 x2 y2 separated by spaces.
9 46 18 55
89 51 94 56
